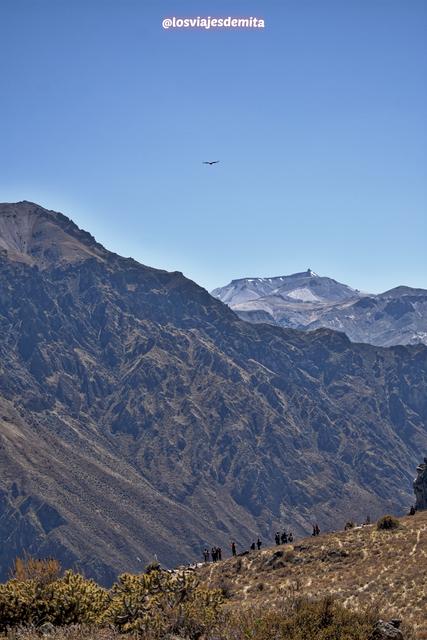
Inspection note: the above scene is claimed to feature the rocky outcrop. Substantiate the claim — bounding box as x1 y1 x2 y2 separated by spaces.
414 458 427 510
371 620 404 640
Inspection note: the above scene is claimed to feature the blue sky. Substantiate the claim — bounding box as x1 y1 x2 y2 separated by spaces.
0 0 426 293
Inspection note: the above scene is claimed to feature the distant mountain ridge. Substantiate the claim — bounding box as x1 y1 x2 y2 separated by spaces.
0 203 426 585
211 270 427 347
211 269 359 306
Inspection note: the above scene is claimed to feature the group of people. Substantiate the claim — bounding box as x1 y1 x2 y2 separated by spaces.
203 525 318 563
250 538 262 551
204 538 263 562
274 529 294 545
201 502 421 566
203 546 222 562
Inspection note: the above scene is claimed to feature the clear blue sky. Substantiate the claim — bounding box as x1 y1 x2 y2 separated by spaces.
1 0 426 293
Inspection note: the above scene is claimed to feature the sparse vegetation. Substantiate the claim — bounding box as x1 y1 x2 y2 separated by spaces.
209 596 381 640
0 596 396 640
199 511 427 639
1 513 425 639
12 557 61 585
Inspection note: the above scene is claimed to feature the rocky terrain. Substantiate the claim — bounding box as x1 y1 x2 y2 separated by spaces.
0 202 427 584
198 510 427 639
212 271 427 347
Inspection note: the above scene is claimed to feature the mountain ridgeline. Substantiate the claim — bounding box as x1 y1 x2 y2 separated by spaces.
212 271 427 347
0 202 426 584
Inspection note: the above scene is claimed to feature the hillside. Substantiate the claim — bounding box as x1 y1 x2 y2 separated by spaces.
212 271 427 347
0 201 426 584
198 510 427 638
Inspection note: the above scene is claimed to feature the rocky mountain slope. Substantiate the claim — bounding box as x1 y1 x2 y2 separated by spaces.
198 510 427 639
212 271 427 347
0 202 426 584
211 270 359 307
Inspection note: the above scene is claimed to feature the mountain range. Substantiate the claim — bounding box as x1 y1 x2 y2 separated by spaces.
0 202 426 585
211 270 427 347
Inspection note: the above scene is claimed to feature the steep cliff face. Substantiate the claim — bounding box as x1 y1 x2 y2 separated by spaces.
0 202 426 584
414 459 427 510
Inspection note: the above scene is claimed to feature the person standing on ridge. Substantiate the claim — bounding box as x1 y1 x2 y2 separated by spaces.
275 532 280 545
257 537 262 550
231 541 237 556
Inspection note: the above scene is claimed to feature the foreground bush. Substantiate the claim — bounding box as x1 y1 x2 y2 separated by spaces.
101 569 223 636
0 570 108 631
0 560 222 638
0 597 390 640
377 515 400 531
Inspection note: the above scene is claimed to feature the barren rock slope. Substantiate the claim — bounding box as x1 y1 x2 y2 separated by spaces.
0 202 426 584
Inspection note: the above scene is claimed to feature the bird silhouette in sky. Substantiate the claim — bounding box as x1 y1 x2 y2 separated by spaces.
203 160 220 165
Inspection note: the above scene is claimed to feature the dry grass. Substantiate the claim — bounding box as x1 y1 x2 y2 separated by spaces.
0 600 393 640
12 557 61 585
3 629 125 640
198 510 427 639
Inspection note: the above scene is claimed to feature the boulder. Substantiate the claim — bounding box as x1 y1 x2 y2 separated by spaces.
372 619 403 640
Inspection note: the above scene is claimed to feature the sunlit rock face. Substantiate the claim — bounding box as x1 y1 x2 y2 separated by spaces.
212 273 427 348
414 458 427 510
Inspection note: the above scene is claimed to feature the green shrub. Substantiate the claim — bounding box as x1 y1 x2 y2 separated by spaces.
47 571 109 626
144 560 161 574
101 569 223 637
0 570 108 631
376 515 400 531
